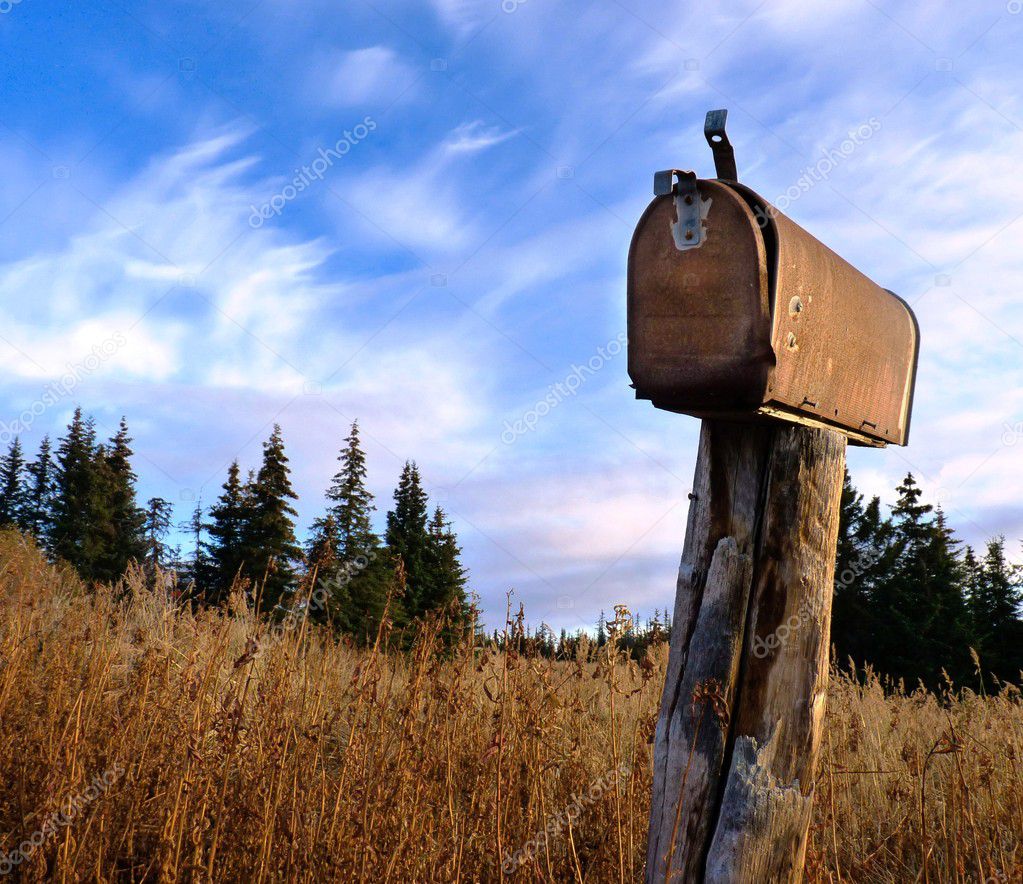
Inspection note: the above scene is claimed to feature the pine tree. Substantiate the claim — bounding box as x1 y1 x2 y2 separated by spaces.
24 436 55 548
385 461 430 618
306 514 341 574
180 500 211 600
242 425 301 613
92 418 146 582
962 544 985 650
870 475 972 687
142 497 174 574
832 470 892 667
971 537 1023 684
325 421 376 559
205 461 248 605
335 547 396 641
423 506 469 638
51 409 102 578
0 437 27 529
931 507 972 678
311 422 396 638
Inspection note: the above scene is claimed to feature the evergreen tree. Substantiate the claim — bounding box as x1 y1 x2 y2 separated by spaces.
205 461 248 605
971 537 1023 684
242 425 301 612
311 423 396 638
51 409 102 578
92 418 146 582
307 512 394 639
180 499 212 600
831 470 892 667
325 421 376 559
929 507 972 678
142 497 174 573
385 461 430 617
24 436 55 548
962 544 985 655
0 437 27 529
306 513 340 574
870 475 972 687
331 545 397 641
424 506 469 631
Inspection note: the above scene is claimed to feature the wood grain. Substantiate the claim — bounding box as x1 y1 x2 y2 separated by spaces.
646 420 845 883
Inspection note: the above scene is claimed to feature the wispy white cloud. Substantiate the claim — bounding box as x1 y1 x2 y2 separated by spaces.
444 120 517 154
311 46 418 107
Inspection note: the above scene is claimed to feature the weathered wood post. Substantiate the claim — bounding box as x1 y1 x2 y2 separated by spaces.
627 111 919 882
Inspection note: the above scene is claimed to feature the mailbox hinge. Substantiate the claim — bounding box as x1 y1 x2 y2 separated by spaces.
704 108 738 181
653 169 703 250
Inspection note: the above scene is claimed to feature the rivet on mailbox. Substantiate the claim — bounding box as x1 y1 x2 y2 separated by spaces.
627 110 919 447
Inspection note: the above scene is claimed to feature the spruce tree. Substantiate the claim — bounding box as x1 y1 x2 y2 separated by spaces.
180 500 211 597
310 422 395 637
242 425 301 613
306 513 341 574
332 546 396 641
325 421 376 559
92 418 146 582
24 436 55 548
51 409 101 578
142 497 174 574
971 537 1023 684
424 506 469 635
0 437 27 529
385 461 430 617
870 475 972 687
832 470 892 667
205 461 248 605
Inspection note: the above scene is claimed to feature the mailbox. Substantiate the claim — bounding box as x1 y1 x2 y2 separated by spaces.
627 111 919 447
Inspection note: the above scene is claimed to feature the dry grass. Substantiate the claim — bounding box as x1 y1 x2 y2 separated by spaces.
0 531 1020 882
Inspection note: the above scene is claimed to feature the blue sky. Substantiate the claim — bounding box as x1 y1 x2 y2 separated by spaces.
0 0 1021 632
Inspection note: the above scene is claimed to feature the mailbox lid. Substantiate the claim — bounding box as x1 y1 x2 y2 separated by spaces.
627 180 774 411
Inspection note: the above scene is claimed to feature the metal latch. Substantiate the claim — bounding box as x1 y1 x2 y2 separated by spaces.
653 169 702 250
704 109 738 181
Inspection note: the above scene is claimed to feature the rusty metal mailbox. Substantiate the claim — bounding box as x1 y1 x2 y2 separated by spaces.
627 110 919 446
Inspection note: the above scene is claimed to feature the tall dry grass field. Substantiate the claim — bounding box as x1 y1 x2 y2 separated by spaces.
0 531 1020 882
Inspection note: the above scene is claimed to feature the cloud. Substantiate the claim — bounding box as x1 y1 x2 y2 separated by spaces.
444 120 517 154
428 0 494 34
313 46 417 107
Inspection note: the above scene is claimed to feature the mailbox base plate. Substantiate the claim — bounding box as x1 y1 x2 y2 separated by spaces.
646 398 886 447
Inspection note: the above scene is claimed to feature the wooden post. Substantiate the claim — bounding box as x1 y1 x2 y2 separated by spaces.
645 419 846 883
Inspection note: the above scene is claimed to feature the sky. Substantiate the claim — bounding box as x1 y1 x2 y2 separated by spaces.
0 0 1021 634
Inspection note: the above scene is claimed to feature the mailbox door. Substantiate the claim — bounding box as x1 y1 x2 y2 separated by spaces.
627 180 774 412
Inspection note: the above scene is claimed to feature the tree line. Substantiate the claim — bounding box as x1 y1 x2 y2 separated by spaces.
490 473 1022 691
832 470 1021 690
0 410 469 642
0 410 1019 686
